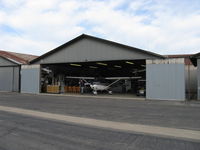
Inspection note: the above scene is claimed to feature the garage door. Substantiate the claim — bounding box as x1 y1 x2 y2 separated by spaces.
0 66 20 92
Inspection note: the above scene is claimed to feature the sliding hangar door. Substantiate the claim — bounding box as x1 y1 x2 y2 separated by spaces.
20 34 164 98
0 56 20 92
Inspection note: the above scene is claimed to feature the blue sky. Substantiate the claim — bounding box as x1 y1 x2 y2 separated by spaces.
0 0 200 55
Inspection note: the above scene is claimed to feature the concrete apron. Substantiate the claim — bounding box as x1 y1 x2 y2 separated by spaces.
0 105 199 142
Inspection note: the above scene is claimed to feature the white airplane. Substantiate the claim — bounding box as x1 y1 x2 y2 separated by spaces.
66 76 141 95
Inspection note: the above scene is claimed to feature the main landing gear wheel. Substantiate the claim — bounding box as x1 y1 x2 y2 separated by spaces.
93 91 98 95
108 91 112 94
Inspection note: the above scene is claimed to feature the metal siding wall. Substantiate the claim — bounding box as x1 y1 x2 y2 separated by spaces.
197 59 200 99
0 66 20 92
21 65 40 94
35 38 159 64
0 67 13 91
146 64 185 100
13 66 20 92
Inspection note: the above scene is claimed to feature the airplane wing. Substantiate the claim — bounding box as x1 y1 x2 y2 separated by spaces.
105 77 141 80
104 76 142 89
66 76 141 80
66 76 95 80
65 76 143 91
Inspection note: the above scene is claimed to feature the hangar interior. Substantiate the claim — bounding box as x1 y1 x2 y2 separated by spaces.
40 59 146 96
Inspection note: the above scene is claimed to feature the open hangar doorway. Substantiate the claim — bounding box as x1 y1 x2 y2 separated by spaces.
40 59 146 97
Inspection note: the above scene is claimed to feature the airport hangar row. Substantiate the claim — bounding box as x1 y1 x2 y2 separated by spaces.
18 34 189 101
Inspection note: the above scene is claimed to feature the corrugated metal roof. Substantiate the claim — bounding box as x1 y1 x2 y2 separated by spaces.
0 50 38 64
165 54 193 58
165 54 193 65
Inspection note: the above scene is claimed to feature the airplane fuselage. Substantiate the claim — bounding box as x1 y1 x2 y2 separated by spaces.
90 84 109 91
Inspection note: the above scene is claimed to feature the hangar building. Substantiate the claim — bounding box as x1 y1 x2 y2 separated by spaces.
0 50 37 92
19 34 196 101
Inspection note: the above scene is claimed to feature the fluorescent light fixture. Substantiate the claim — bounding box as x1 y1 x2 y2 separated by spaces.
96 62 107 66
114 65 121 68
89 66 98 69
125 61 134 65
70 63 82 67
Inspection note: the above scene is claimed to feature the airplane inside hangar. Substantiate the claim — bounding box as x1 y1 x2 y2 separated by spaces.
40 59 146 96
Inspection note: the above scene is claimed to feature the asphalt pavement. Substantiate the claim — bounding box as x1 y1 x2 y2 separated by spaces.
0 92 200 130
0 111 200 150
